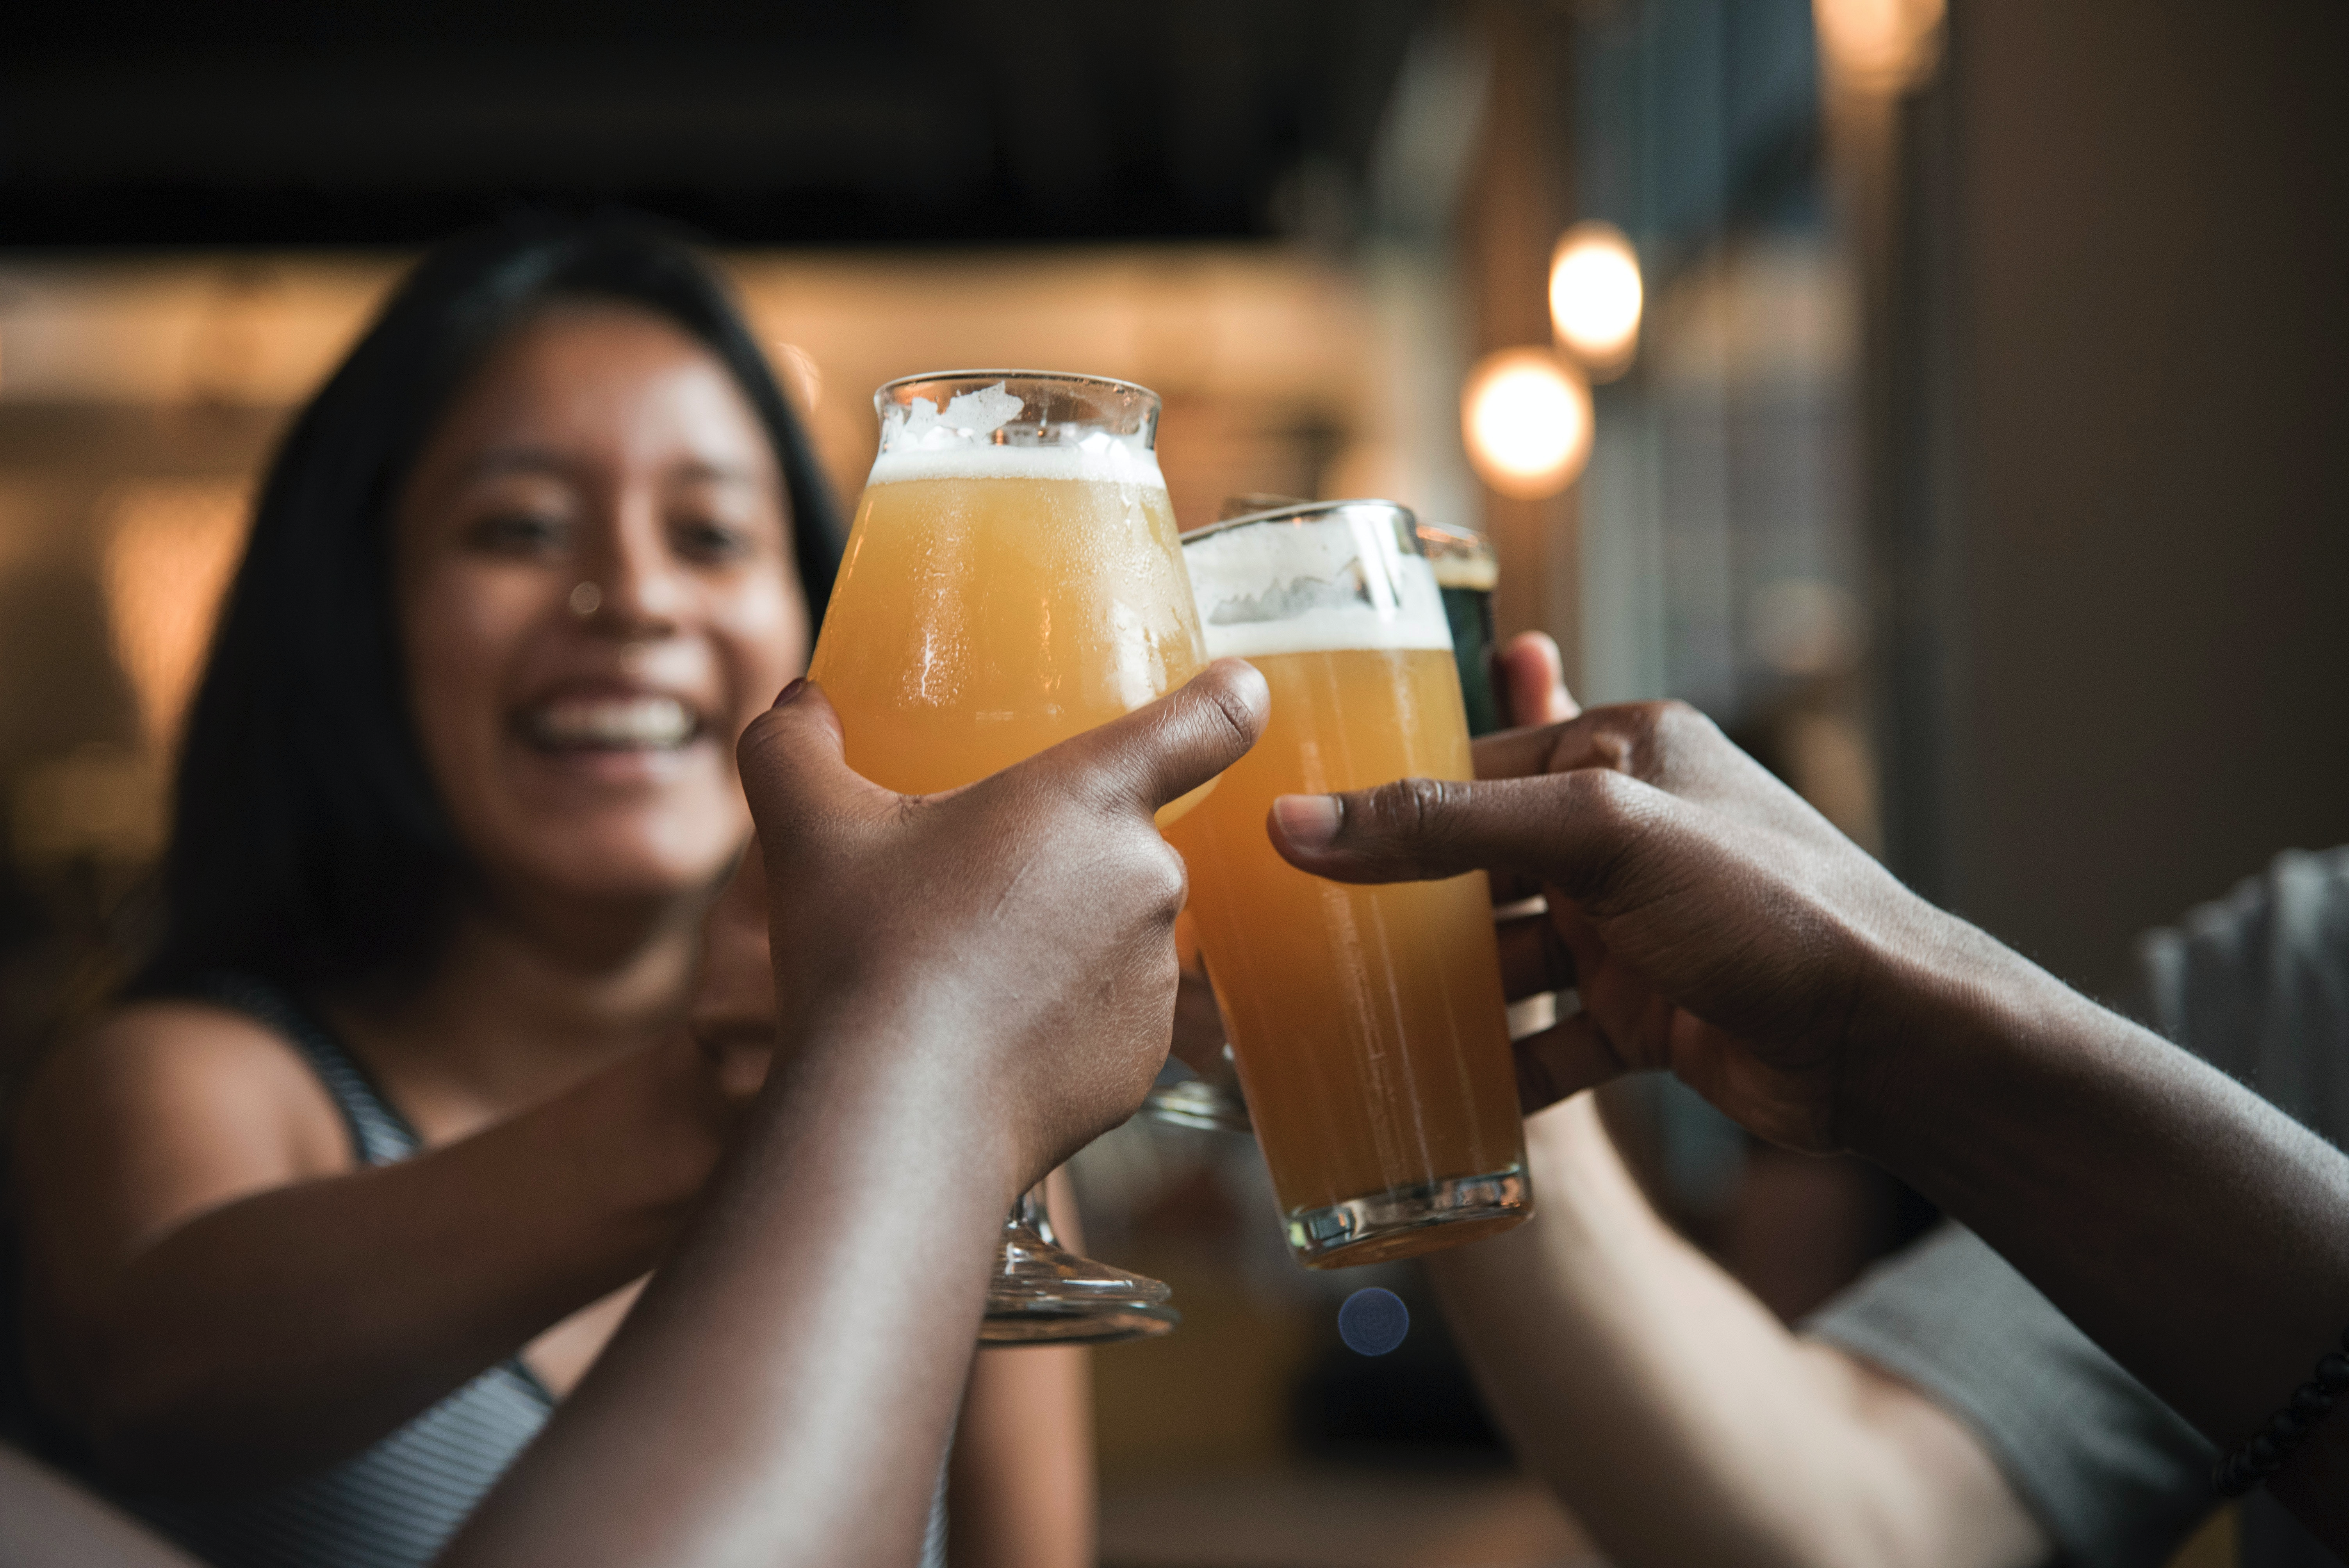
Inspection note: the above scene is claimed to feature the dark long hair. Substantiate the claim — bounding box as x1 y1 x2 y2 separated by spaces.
139 216 843 994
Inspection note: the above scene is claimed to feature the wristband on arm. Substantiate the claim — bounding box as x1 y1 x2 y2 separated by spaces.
2214 1331 2349 1496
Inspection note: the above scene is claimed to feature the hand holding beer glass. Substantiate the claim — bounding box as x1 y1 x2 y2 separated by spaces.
1167 501 1531 1265
806 371 1203 1342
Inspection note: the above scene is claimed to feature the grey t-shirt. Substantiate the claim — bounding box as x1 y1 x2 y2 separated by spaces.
1806 846 2349 1568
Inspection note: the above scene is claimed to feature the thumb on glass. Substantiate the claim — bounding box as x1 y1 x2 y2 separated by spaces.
738 661 1270 854
1032 657 1268 819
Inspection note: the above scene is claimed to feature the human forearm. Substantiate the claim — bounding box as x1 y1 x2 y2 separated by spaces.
44 1037 726 1484
440 665 1264 1568
1271 702 2349 1546
442 1002 1016 1568
1858 937 2349 1534
1431 1096 2035 1568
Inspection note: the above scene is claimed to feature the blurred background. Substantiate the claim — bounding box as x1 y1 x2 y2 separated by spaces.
2 1 2342 1564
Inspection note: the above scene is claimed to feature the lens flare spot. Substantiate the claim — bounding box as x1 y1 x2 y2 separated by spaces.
1338 1287 1411 1356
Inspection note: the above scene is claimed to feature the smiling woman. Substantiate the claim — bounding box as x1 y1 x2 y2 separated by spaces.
3 220 1090 1568
390 300 806 916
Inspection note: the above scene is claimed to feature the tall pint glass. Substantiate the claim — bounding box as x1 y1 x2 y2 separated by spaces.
1141 509 1506 1139
1167 501 1531 1267
807 371 1204 1342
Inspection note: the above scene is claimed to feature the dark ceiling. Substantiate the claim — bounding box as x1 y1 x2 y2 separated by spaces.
2 0 1432 249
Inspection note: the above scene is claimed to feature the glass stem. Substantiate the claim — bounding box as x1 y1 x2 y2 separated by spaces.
1012 1182 1059 1247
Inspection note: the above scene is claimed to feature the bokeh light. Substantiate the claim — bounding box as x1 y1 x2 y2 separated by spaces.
1813 0 1945 91
1337 1288 1410 1356
1460 347 1593 499
1549 221 1643 378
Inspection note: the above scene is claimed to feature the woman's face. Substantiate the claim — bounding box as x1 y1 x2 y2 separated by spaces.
394 302 809 910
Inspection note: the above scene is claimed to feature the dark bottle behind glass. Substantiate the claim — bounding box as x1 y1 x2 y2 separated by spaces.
1416 520 1501 739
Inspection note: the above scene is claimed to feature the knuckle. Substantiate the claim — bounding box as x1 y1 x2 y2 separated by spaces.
1559 763 1621 809
1367 776 1450 836
1538 717 1587 776
1191 676 1259 756
1652 698 1717 744
1626 700 1677 741
1560 766 1640 836
1552 769 1652 909
1349 776 1464 873
1646 698 1723 782
1594 700 1693 776
1148 843 1189 918
735 707 786 769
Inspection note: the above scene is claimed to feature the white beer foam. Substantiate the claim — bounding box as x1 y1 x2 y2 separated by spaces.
1185 515 1453 659
867 381 1166 488
866 440 1166 488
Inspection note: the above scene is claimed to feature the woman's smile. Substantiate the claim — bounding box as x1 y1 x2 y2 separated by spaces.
512 682 716 787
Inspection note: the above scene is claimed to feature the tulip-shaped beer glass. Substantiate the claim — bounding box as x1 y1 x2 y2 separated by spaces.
807 371 1205 1342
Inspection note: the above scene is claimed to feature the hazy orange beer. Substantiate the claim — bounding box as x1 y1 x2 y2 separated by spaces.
810 382 1201 793
1169 501 1529 1267
808 371 1205 1341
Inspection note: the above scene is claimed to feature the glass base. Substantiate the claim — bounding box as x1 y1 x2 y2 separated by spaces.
1139 1078 1254 1135
981 1185 1179 1345
1285 1165 1532 1269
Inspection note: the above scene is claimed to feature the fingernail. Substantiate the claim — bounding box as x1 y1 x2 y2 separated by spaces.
1271 794 1342 851
773 677 807 707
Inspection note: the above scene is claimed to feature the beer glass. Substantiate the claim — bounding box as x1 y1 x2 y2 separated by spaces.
1164 501 1531 1267
1143 512 1504 1138
807 371 1204 1342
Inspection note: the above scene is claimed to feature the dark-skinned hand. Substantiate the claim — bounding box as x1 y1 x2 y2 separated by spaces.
715 659 1269 1195
1267 693 1969 1154
1163 631 1582 1082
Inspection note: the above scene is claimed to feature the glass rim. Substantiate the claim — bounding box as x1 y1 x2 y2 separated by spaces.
875 368 1159 403
1180 496 1421 548
1415 517 1492 550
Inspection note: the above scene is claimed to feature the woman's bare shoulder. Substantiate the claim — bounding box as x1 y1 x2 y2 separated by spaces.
0 1443 203 1568
14 998 353 1208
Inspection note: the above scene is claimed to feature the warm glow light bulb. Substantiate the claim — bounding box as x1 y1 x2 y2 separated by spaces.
1461 348 1592 499
1549 222 1643 377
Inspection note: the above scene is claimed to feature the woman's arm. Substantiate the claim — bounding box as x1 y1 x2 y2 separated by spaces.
442 977 1019 1568
1429 1096 2045 1568
10 1015 733 1486
440 663 1266 1568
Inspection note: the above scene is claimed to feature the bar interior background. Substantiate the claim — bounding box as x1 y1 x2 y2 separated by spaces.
0 1 2341 1564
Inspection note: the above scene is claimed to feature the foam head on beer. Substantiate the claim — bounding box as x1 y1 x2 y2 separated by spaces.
1182 502 1451 662
865 378 1167 489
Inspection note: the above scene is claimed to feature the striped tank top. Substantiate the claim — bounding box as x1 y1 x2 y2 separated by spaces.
83 973 950 1568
